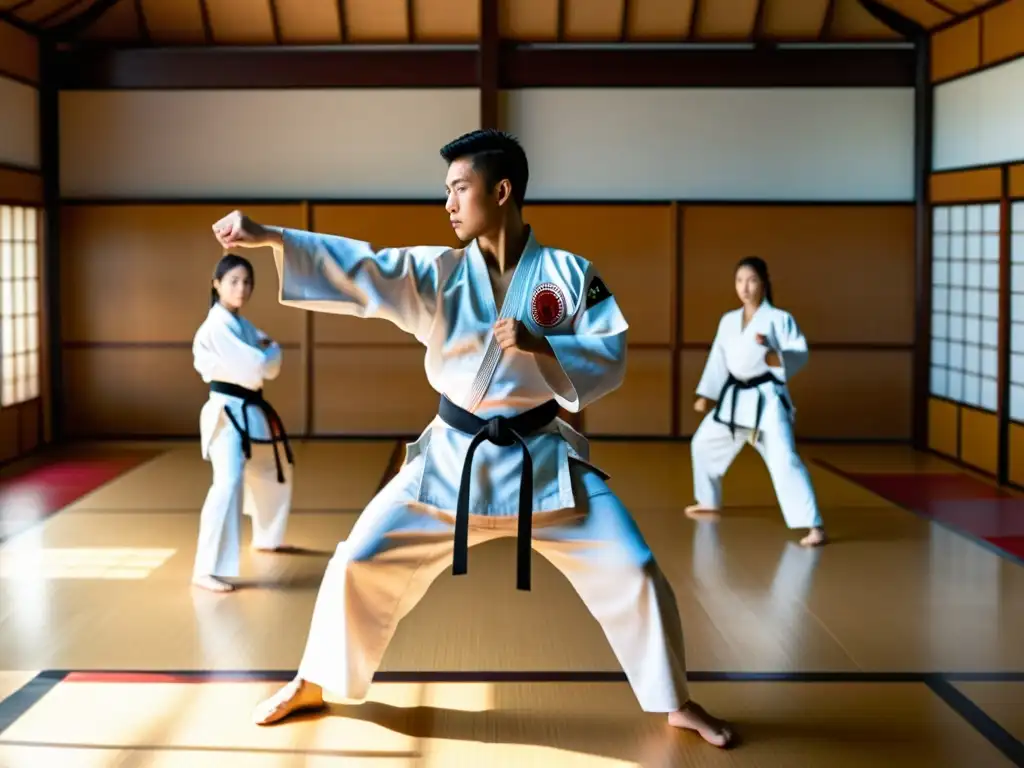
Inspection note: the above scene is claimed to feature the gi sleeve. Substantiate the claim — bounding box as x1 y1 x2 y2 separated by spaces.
193 320 279 383
770 311 809 380
535 266 628 413
695 317 729 401
271 228 444 343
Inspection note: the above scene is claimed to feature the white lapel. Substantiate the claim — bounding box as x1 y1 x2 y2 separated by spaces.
461 229 543 412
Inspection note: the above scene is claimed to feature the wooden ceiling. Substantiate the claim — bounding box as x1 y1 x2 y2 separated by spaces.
0 0 997 45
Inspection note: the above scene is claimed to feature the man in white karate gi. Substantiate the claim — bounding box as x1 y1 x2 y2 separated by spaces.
212 129 734 748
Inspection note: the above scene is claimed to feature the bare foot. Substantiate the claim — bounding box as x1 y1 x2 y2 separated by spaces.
799 527 828 547
668 700 734 747
191 575 235 593
253 677 325 726
684 503 721 521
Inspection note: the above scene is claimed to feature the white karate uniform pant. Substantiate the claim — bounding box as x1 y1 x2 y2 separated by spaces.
297 460 690 713
691 407 822 530
193 423 292 579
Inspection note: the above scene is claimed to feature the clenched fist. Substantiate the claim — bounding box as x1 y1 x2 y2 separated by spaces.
212 210 279 250
493 318 550 356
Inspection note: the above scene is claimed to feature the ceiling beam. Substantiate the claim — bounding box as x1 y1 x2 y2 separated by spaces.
53 43 916 90
931 0 1011 32
479 0 498 127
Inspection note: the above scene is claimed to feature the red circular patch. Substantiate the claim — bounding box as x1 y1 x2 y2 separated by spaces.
530 283 566 328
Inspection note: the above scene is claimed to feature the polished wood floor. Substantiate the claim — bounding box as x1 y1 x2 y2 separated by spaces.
1 439 1022 766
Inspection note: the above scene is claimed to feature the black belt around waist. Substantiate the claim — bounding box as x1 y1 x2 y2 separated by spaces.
210 381 294 483
712 371 788 439
437 394 561 592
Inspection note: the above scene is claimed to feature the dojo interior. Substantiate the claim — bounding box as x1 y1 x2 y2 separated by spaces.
1 0 1023 764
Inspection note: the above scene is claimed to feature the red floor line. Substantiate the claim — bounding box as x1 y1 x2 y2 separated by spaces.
0 452 162 543
814 458 1024 564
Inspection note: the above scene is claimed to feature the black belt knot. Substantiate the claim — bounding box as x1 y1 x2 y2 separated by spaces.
712 371 788 439
437 395 560 592
210 380 294 483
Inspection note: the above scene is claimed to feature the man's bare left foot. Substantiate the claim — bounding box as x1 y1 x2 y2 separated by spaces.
684 504 721 521
253 677 325 725
668 700 734 747
799 527 827 547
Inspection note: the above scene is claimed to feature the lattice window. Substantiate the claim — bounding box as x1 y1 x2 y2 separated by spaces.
0 205 41 407
1011 201 1024 423
930 204 1001 412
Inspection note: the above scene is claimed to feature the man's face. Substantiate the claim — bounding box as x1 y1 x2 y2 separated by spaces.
444 158 501 242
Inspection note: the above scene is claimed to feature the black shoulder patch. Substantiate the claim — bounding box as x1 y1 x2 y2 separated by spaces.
584 275 612 310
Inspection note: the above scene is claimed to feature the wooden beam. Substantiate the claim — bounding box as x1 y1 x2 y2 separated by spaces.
932 0 1012 32
619 0 629 42
752 0 767 41
997 166 1010 484
47 0 120 38
556 0 566 42
134 0 150 43
406 0 414 42
819 0 837 40
479 0 498 128
53 43 917 90
337 0 347 42
268 0 281 44
39 39 63 442
688 0 700 40
197 0 213 44
498 44 916 88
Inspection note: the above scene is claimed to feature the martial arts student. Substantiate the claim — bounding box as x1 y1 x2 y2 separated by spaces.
211 129 734 748
191 253 295 592
686 256 827 547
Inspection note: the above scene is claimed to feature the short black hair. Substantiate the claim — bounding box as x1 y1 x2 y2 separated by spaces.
440 129 529 210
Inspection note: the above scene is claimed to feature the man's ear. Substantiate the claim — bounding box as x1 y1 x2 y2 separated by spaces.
495 179 512 207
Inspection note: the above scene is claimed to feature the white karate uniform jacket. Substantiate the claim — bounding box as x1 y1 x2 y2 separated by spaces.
272 226 626 517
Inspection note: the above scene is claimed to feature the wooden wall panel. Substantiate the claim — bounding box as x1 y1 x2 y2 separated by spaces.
0 21 38 84
981 0 1024 68
681 205 915 344
60 205 307 343
927 397 958 458
1010 164 1024 198
312 346 437 434
959 406 999 475
310 204 459 345
524 205 675 346
931 16 981 83
0 407 20 464
56 202 916 440
930 169 1003 203
62 347 304 437
584 349 673 436
0 166 43 206
1010 422 1024 487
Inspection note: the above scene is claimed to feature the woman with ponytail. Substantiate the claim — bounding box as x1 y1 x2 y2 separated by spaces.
190 253 295 592
687 256 826 547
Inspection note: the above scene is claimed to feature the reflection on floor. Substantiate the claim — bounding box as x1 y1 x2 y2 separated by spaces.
0 439 1021 767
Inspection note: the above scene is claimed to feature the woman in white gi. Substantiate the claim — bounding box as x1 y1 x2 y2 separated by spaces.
211 130 734 748
686 256 827 547
191 253 294 593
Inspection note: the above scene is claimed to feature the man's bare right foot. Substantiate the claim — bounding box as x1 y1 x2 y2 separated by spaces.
253 678 325 725
684 503 721 521
192 575 235 593
668 700 734 747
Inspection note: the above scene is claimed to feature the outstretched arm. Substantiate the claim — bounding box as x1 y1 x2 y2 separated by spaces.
212 210 445 343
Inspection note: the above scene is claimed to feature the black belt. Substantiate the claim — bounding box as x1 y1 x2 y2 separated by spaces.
712 371 788 439
210 381 294 483
437 394 561 592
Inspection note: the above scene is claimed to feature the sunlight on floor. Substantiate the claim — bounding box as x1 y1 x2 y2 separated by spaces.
0 547 177 580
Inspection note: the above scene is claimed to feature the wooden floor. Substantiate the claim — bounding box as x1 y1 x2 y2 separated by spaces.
1 439 1023 766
